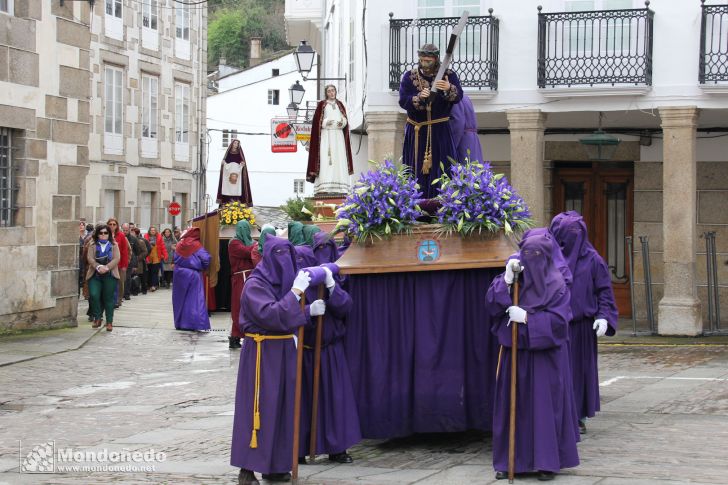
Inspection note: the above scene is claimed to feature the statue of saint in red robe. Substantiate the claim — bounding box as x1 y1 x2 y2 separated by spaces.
306 85 354 195
217 139 253 206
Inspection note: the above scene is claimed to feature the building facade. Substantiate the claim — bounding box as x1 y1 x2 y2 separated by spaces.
0 0 91 331
85 0 207 230
206 53 319 208
286 0 728 335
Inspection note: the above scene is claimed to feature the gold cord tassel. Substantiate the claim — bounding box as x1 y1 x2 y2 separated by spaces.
250 429 258 448
422 105 433 175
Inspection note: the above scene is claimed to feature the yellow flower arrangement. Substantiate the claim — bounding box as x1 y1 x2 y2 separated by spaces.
219 201 256 227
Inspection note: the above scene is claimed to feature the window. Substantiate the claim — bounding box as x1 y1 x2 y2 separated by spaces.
0 0 13 15
139 191 153 230
141 74 158 158
272 69 280 77
175 3 191 60
565 0 634 55
142 0 158 50
294 179 305 195
0 128 12 227
268 89 280 105
103 189 117 221
222 129 238 148
105 0 123 40
417 0 480 18
175 83 190 161
104 66 123 155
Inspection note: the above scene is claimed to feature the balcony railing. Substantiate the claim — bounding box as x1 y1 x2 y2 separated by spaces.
537 3 654 88
388 12 499 91
700 3 728 83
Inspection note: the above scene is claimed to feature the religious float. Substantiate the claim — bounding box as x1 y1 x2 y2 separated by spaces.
331 159 533 439
191 201 257 312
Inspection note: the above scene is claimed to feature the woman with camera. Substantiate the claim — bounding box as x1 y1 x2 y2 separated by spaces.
85 224 121 332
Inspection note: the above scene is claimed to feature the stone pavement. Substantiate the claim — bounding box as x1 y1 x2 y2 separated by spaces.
0 289 727 484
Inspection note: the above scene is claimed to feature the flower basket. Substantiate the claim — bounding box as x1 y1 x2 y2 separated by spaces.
219 201 256 227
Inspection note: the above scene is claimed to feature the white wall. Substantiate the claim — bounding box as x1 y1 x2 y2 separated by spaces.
206 54 318 207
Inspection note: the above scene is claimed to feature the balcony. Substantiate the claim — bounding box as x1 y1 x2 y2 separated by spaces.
537 3 654 91
388 13 499 92
700 3 728 86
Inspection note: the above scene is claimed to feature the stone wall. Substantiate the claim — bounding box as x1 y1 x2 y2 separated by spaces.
0 0 91 332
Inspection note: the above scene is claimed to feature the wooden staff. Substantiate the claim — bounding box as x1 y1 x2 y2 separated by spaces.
308 284 326 462
508 275 521 483
292 293 306 480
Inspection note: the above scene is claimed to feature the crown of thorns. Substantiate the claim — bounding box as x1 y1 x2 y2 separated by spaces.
417 44 440 57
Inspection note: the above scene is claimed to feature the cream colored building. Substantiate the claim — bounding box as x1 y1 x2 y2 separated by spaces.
286 0 728 336
0 0 92 331
84 0 207 229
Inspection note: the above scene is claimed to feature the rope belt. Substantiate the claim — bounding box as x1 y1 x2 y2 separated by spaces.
233 269 252 282
406 110 450 175
244 332 295 448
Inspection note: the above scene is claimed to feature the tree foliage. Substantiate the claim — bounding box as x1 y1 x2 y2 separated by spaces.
207 0 289 69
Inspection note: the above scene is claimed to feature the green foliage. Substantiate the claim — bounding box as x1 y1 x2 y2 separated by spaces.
280 197 315 222
207 0 289 69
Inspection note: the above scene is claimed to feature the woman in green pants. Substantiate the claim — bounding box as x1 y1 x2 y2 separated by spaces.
85 224 121 331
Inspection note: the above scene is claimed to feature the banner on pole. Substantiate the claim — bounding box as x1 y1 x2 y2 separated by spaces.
271 119 297 153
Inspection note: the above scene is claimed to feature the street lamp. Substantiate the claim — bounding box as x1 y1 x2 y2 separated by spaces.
293 40 316 76
286 102 299 119
579 112 621 161
289 80 305 105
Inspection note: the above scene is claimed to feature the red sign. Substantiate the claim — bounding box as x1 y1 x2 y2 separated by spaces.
168 201 182 216
271 118 297 153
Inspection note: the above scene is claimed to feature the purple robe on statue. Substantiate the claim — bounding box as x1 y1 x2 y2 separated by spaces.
487 234 580 474
230 237 307 475
172 248 211 331
550 211 618 419
293 236 361 456
449 94 483 163
399 67 463 198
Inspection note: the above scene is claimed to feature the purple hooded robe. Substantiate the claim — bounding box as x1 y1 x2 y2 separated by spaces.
230 237 307 474
550 211 618 419
293 235 361 457
449 94 484 163
172 239 211 331
487 234 580 474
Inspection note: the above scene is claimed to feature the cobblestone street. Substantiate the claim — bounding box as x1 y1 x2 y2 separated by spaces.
1 289 727 484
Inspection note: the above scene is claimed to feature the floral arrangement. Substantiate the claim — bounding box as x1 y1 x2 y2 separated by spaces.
335 160 423 242
219 201 256 227
280 197 314 221
434 159 533 236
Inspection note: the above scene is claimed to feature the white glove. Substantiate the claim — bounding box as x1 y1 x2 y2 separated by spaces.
593 318 608 337
292 270 311 294
504 259 523 285
506 305 527 326
310 299 326 317
323 266 335 289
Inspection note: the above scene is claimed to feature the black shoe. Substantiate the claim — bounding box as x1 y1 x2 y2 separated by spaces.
124 295 130 301
537 471 555 481
238 468 259 485
261 472 291 482
229 337 242 349
578 419 587 434
328 452 353 464
298 457 307 465
495 471 507 480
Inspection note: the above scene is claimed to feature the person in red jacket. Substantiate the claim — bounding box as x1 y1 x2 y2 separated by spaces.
228 220 257 349
108 218 129 308
144 226 168 292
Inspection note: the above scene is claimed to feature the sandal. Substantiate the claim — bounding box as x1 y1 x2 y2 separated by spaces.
106 323 113 332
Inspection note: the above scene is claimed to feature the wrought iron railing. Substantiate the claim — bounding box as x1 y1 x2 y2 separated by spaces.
700 2 728 83
537 2 654 88
388 12 499 91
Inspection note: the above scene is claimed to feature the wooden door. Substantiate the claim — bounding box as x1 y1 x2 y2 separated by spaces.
553 163 634 317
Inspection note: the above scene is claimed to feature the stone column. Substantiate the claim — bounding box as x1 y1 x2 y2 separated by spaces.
365 111 407 165
658 106 702 335
507 110 547 226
